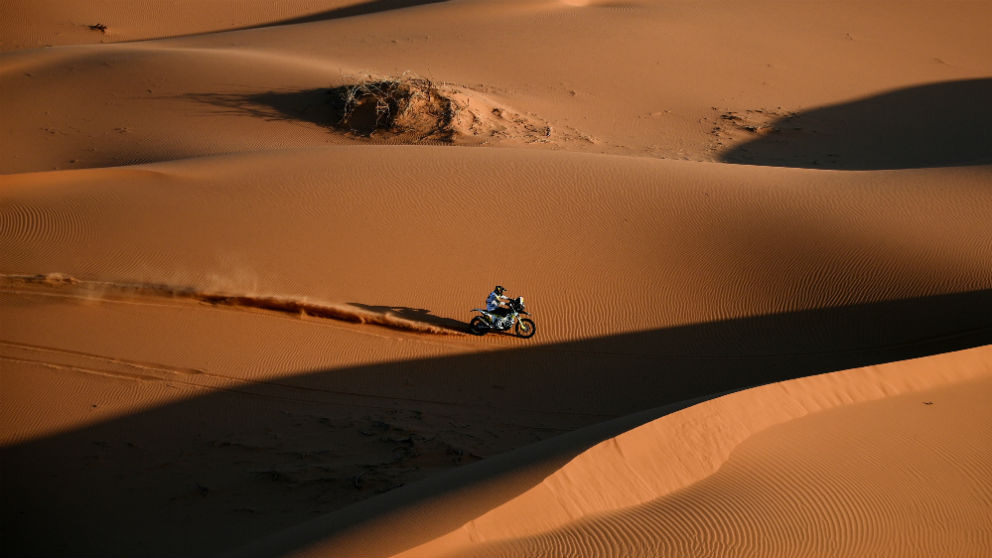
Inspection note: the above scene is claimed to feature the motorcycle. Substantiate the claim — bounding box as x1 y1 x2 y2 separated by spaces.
469 296 536 338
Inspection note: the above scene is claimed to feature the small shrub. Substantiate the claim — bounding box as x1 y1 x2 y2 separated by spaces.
328 76 454 139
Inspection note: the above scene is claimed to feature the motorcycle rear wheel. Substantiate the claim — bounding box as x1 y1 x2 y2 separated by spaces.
516 318 536 338
469 316 489 335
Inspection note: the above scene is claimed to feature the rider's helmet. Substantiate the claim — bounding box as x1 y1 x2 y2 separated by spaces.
494 285 505 296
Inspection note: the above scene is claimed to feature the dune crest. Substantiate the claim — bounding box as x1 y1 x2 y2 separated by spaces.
399 346 992 556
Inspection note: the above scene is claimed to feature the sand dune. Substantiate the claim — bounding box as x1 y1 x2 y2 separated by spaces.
4 148 990 345
2 0 990 555
393 347 992 557
1 1 438 51
5 0 991 174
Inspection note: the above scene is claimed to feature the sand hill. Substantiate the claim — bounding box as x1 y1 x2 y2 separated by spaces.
1 1 990 555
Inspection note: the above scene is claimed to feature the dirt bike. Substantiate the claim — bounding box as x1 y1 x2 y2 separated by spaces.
469 296 536 338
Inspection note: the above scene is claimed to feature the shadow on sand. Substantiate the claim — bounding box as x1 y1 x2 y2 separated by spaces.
2 290 990 555
719 78 992 170
233 0 449 30
348 302 469 331
186 89 343 131
187 78 453 139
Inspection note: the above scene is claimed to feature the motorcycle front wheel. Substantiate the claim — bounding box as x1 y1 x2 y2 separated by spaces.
469 316 489 335
516 318 536 338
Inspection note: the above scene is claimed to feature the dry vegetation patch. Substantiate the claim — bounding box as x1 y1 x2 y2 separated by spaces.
329 77 455 139
190 74 588 146
325 75 584 145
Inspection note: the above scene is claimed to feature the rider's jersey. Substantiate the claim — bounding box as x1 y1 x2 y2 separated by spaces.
486 291 507 311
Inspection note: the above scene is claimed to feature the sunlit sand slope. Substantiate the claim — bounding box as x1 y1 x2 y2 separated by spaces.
3 1 990 174
396 347 992 557
3 149 990 346
0 0 424 51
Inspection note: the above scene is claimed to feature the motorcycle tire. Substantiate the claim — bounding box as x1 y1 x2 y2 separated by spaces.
516 318 536 338
469 316 489 335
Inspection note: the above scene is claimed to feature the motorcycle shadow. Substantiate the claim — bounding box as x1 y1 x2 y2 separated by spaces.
469 324 516 336
347 303 469 332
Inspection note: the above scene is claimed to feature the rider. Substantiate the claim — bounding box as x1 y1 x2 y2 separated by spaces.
486 285 511 325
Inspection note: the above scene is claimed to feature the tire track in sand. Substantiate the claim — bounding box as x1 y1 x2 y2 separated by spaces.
0 273 463 335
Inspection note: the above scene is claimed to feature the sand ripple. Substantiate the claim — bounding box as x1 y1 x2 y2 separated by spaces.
396 349 992 558
446 378 992 557
0 202 86 268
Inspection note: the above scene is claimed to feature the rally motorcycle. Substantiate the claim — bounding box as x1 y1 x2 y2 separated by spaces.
469 296 536 338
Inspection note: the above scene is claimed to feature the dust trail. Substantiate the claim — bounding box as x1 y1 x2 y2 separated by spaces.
0 273 463 335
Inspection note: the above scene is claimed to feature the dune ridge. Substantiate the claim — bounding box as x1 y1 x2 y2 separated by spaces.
396 346 992 557
0 1 441 51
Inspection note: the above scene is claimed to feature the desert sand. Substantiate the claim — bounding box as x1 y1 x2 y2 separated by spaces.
1 1 990 555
